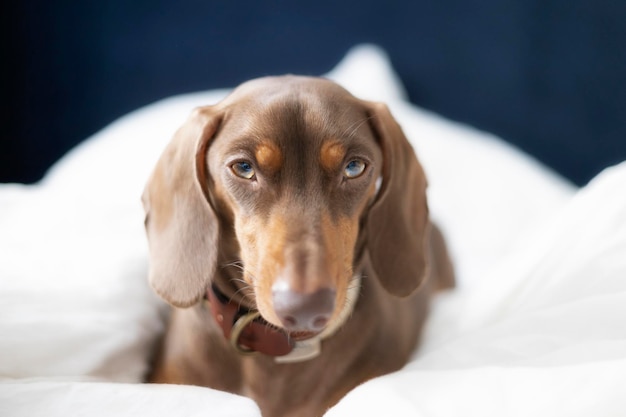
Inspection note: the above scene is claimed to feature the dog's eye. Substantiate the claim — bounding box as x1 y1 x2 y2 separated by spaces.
231 161 256 179
344 160 366 179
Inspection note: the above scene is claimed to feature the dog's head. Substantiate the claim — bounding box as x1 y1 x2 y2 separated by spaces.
142 76 429 334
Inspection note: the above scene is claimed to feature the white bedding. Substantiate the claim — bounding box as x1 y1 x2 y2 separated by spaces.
2 45 625 416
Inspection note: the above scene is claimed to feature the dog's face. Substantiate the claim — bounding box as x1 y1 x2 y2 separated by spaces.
143 76 429 336
206 77 382 331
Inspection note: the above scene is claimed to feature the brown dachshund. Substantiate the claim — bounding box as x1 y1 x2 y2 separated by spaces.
142 76 454 417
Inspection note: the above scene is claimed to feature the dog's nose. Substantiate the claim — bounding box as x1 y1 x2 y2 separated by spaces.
272 287 336 332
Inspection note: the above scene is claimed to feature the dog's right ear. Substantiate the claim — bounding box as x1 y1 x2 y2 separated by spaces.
362 101 430 298
142 106 221 307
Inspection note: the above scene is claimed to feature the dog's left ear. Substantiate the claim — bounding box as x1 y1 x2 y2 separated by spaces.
142 106 222 307
364 101 430 297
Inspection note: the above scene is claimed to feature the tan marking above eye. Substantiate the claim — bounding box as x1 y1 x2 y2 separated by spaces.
255 142 283 174
320 140 347 171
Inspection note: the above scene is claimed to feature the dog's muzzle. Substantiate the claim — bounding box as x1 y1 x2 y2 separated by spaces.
205 275 362 363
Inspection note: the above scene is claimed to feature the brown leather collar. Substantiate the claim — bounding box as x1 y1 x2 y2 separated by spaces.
205 284 295 356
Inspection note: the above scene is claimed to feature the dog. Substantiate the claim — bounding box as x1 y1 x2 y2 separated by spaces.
142 76 454 417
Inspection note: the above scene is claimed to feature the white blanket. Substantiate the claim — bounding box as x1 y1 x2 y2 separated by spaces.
2 45 625 417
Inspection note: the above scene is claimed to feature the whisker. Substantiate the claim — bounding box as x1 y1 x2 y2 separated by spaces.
215 259 261 309
229 278 255 302
221 260 245 272
342 116 374 140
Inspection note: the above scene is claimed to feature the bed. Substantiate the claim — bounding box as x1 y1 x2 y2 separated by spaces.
1 46 625 416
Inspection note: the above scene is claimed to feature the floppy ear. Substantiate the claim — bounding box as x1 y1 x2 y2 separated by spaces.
142 107 221 307
364 102 430 297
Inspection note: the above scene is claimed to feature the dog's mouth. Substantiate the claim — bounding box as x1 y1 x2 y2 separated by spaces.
286 329 323 341
263 313 328 341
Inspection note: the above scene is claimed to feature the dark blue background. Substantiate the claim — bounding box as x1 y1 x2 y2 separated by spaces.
3 0 625 185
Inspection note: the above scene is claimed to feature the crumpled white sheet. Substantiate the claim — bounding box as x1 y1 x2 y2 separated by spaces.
2 44 624 417
0 379 261 417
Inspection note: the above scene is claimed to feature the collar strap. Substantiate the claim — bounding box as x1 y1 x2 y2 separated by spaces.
206 275 362 363
206 284 294 356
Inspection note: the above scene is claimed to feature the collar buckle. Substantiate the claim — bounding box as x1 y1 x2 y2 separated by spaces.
229 310 262 355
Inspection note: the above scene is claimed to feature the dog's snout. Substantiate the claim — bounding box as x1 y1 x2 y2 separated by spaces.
272 287 336 332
